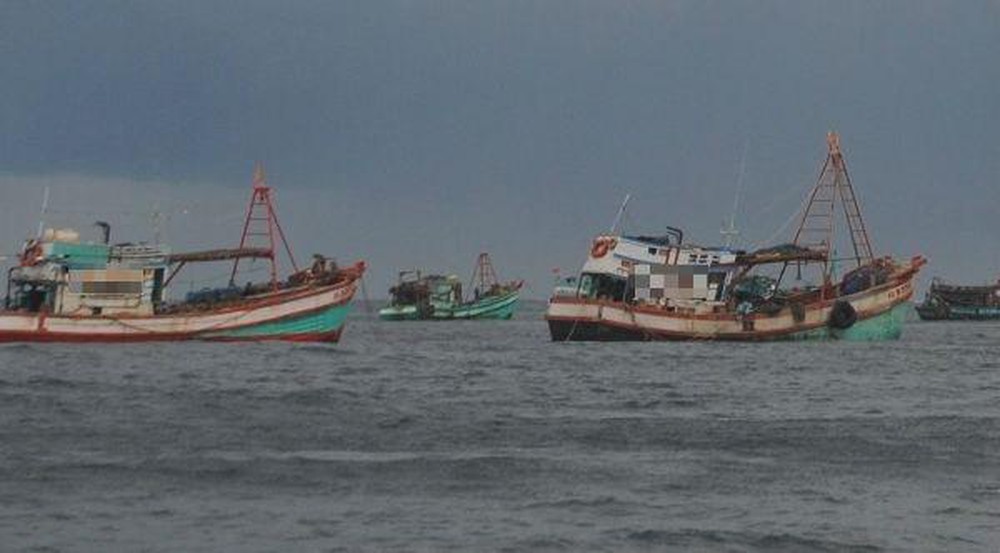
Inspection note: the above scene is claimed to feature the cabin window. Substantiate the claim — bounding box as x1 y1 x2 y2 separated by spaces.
580 272 627 301
578 274 595 298
72 281 142 295
709 272 728 301
648 247 657 255
10 284 54 313
151 268 165 304
27 289 48 311
595 275 626 301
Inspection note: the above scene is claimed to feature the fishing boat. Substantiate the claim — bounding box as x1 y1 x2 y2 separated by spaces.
0 164 365 342
379 253 522 320
915 278 1000 320
546 133 926 341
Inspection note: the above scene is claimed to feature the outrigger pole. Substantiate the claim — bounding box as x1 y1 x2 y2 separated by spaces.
229 162 299 290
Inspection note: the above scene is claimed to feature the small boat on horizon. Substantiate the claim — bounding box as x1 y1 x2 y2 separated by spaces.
379 253 522 320
0 164 365 343
545 132 926 341
915 278 1000 320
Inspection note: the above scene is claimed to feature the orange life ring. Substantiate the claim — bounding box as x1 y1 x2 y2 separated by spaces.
590 237 616 258
19 243 42 267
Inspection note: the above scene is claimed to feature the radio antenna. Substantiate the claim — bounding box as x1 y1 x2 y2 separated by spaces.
609 193 631 234
35 186 50 238
721 140 748 248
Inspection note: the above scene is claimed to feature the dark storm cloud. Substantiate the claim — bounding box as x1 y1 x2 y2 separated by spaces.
2 1 1000 295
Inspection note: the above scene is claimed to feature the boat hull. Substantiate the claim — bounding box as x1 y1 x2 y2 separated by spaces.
914 281 1000 321
547 273 917 342
379 290 519 321
0 268 362 343
915 303 1000 321
378 305 421 321
434 290 519 320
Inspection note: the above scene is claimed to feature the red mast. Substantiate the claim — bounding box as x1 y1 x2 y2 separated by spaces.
229 162 299 290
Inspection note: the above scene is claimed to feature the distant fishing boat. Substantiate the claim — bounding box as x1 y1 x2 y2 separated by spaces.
915 278 1000 320
0 164 365 342
379 253 522 320
546 133 926 341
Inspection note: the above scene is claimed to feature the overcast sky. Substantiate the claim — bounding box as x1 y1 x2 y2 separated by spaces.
2 1 999 297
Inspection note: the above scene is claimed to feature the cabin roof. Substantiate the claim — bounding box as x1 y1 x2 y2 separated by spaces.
166 248 273 263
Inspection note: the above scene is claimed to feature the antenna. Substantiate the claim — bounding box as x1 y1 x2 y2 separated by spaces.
35 186 50 238
721 140 748 248
151 201 164 244
609 193 631 234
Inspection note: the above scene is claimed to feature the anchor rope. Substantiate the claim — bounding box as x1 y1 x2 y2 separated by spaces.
358 274 383 343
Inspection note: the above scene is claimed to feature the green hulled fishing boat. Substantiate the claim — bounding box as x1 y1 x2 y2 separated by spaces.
915 278 1000 320
379 253 522 321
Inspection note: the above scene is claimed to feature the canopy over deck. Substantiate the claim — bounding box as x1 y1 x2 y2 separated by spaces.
164 247 274 288
167 248 273 264
731 244 828 266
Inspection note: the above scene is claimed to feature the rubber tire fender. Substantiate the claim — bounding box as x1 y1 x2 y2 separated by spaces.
828 300 857 330
790 302 806 323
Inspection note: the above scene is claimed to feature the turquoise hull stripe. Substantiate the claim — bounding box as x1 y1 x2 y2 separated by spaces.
944 305 1000 318
378 305 420 321
784 302 909 341
379 291 519 321
432 291 519 320
205 302 353 338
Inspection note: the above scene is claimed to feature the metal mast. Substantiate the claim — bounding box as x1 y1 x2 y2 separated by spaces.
229 162 299 290
469 252 499 297
791 132 875 270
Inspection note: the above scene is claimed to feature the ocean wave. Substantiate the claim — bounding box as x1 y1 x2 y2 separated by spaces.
618 528 883 552
0 343 41 353
520 495 620 510
277 387 361 404
290 344 356 357
204 449 552 465
25 376 79 389
499 536 577 552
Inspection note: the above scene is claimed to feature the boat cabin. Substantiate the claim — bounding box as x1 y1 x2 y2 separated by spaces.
5 229 169 316
388 271 463 310
573 232 742 310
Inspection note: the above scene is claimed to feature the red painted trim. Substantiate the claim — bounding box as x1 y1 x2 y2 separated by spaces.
0 265 363 343
549 267 917 322
546 278 916 340
0 330 195 343
204 329 343 343
0 317 347 343
0 262 364 321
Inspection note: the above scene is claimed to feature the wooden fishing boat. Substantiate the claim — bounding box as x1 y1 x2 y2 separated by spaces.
379 253 521 320
915 278 1000 320
0 164 365 343
546 133 926 341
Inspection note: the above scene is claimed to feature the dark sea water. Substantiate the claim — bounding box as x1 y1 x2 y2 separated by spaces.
1 301 998 552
